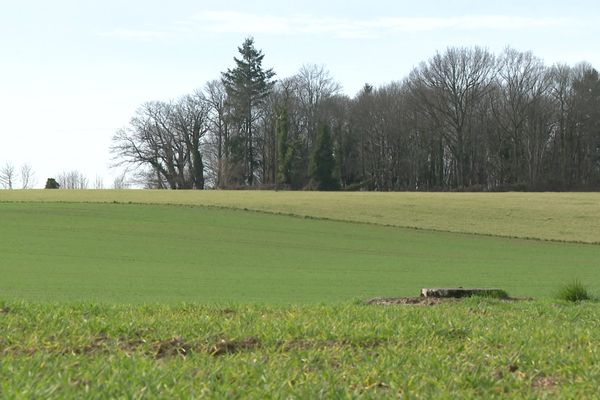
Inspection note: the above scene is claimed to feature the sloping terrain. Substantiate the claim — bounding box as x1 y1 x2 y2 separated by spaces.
1 190 599 243
1 202 598 303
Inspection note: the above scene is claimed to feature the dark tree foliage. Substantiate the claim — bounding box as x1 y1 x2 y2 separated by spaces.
309 124 339 190
45 178 60 189
276 108 294 186
221 37 276 186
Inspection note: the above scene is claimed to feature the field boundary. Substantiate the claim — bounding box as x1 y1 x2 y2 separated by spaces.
2 199 599 246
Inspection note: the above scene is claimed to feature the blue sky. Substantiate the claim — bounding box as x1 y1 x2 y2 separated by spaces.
1 0 599 187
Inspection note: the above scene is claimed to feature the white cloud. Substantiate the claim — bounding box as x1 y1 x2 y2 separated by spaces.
190 11 293 34
99 28 174 41
191 12 572 37
361 15 570 32
101 12 574 41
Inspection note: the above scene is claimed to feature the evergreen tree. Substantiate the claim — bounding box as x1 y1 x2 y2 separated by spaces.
276 108 294 186
309 123 339 190
45 178 60 189
221 37 275 185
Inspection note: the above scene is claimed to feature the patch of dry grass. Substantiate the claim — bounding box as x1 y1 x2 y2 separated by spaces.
1 190 599 243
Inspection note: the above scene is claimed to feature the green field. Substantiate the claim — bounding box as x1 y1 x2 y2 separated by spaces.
2 189 599 243
1 201 599 302
1 190 600 398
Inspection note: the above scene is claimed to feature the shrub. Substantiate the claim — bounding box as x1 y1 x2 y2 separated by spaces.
45 178 60 189
556 281 592 302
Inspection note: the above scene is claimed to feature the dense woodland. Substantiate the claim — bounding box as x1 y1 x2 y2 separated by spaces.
111 38 600 191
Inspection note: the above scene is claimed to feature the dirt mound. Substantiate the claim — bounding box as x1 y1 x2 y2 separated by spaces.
366 297 452 306
366 296 531 305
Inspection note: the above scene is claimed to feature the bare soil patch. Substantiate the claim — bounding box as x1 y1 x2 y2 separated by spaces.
279 338 384 351
533 375 559 390
209 336 261 356
155 337 192 359
365 297 456 306
366 296 531 306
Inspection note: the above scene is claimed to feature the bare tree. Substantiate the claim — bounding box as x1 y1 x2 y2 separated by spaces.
492 48 552 187
20 163 35 189
172 92 210 189
293 64 342 147
113 172 130 189
112 101 181 189
111 96 210 190
94 176 104 189
546 64 575 187
204 80 230 188
0 162 16 189
408 47 496 187
250 77 306 188
58 170 89 189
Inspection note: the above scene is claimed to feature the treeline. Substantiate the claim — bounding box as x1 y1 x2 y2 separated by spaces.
0 162 130 190
0 162 35 189
112 38 600 191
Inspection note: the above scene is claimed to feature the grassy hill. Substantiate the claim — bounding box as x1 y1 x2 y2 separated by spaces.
1 201 598 303
2 190 600 398
1 189 599 243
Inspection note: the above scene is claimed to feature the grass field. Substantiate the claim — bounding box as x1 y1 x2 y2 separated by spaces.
1 201 599 303
2 299 600 398
1 190 600 397
1 189 599 243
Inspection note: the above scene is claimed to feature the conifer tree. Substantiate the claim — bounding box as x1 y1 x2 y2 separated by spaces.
309 123 339 190
44 178 60 189
222 37 275 185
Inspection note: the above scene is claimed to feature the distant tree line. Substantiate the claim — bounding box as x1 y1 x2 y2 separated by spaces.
112 38 600 191
52 171 130 190
0 162 129 190
0 162 35 189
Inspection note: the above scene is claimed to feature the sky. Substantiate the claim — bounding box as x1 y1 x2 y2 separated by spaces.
1 0 599 188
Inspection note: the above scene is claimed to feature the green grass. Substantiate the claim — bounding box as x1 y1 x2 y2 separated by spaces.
2 300 600 398
556 281 594 302
1 189 599 243
1 192 600 397
1 202 599 303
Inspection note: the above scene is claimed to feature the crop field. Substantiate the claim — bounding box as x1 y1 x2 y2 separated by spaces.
1 201 599 303
1 190 599 398
2 189 599 243
2 300 600 398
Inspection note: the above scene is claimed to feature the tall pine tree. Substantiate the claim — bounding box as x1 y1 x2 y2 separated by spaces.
222 37 275 186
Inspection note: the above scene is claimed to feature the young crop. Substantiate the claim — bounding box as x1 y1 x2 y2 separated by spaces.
1 300 600 398
1 202 599 303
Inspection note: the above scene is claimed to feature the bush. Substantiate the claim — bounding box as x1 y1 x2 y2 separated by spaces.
45 178 60 189
556 281 592 302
